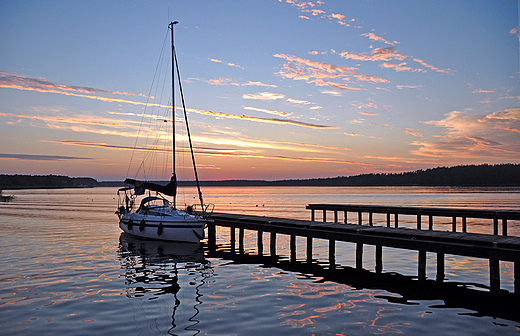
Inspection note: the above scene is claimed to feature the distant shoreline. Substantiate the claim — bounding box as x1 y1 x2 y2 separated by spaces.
2 164 519 189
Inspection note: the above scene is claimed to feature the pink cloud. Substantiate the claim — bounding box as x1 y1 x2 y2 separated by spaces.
413 58 453 74
360 32 399 45
414 108 520 159
274 53 387 89
242 92 285 100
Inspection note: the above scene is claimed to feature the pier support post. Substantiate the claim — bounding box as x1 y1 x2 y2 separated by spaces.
344 211 348 224
258 230 263 256
452 217 457 232
306 237 313 263
515 260 519 295
387 213 391 227
329 239 335 269
323 210 327 222
462 217 467 233
394 213 399 228
356 243 363 270
418 250 426 280
369 212 373 226
489 258 500 292
270 232 276 256
311 209 315 222
493 218 499 235
208 223 216 251
375 245 383 273
239 227 244 254
490 258 500 291
503 219 508 236
334 211 338 223
437 252 445 282
230 226 236 253
417 215 421 230
290 234 296 262
429 215 433 230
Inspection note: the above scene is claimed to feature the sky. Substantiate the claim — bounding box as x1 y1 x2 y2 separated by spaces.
0 0 519 181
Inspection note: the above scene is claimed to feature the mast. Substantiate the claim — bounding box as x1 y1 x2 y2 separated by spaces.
169 21 178 208
168 20 205 212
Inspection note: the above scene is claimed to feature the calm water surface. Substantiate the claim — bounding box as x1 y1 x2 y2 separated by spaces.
1 186 519 335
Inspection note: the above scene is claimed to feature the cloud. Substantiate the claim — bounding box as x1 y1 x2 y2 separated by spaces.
339 47 407 62
414 108 520 159
243 106 292 117
242 81 277 88
209 58 242 68
286 98 311 105
403 129 423 137
412 58 453 73
359 112 378 116
274 53 387 90
1 71 331 129
207 77 240 86
360 32 398 45
381 62 415 72
395 85 423 89
0 70 147 97
0 153 93 161
473 89 495 93
52 139 364 165
510 27 520 41
242 92 285 100
186 107 338 129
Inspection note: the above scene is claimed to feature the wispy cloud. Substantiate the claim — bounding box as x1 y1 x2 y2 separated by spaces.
339 47 407 62
186 107 338 129
1 71 331 129
242 81 278 88
0 153 93 161
274 53 387 90
286 98 311 105
414 108 520 159
243 106 292 117
0 70 147 97
209 58 243 68
206 77 240 86
360 32 398 45
473 89 495 93
50 139 363 165
242 92 285 100
412 58 453 74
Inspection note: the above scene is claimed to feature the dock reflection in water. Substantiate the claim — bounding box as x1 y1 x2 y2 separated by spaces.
207 240 520 326
118 234 212 335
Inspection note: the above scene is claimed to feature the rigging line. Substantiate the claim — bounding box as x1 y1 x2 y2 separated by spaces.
173 48 205 211
126 29 170 180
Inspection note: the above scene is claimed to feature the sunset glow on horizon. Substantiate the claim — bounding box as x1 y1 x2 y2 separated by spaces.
0 1 518 181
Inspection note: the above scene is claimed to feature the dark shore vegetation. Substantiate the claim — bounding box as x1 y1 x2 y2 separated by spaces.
0 174 100 189
1 164 519 189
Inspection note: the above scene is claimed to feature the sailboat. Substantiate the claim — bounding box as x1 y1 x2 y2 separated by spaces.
116 21 211 243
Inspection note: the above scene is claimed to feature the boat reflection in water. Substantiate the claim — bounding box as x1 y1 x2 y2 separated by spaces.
118 233 212 335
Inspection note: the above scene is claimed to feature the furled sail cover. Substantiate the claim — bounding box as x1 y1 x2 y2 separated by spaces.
124 176 177 197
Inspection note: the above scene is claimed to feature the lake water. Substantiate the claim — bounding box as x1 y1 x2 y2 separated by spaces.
1 186 519 335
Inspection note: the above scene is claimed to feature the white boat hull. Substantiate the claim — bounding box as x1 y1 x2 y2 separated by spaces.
119 212 206 243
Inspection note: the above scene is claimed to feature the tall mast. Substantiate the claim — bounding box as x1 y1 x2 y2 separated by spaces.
169 21 178 207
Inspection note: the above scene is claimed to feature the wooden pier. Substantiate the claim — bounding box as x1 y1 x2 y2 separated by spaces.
206 205 520 294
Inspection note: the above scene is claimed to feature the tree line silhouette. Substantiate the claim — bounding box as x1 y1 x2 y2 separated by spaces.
1 164 519 189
